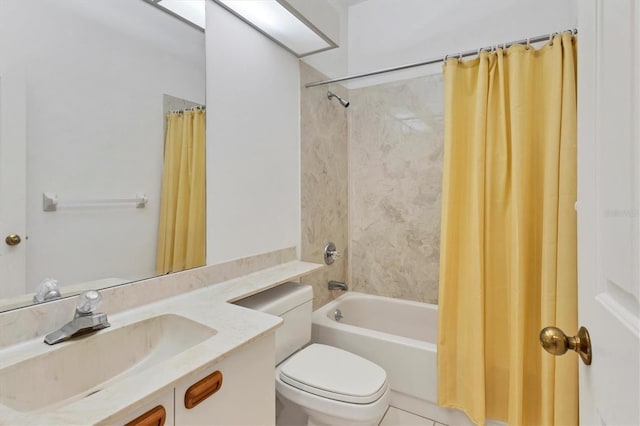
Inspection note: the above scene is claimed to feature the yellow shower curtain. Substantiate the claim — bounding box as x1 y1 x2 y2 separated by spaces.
156 109 206 275
438 33 577 425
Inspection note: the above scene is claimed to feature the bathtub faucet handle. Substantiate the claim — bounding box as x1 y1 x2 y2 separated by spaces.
324 242 341 265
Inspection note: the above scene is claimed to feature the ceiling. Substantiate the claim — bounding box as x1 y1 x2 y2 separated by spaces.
334 0 369 8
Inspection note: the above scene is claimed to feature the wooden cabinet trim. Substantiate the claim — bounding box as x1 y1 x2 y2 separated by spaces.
184 370 223 409
124 405 166 426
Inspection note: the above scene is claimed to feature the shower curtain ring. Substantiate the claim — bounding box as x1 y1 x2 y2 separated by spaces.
526 37 530 49
457 52 463 62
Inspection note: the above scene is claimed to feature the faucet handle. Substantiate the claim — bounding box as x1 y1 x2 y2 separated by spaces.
324 242 341 265
76 290 102 314
33 278 61 303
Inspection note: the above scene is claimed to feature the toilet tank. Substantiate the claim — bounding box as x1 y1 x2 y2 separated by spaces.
233 282 313 364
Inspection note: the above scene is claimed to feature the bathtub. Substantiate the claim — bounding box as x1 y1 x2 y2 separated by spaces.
312 292 438 410
312 292 483 425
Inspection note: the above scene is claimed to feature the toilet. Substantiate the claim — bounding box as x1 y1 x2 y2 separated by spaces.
234 282 390 426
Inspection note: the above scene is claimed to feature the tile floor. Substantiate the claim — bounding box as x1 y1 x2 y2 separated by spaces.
380 407 448 426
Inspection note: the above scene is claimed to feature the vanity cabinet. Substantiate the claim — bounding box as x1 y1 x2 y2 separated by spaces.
174 334 275 425
107 333 275 426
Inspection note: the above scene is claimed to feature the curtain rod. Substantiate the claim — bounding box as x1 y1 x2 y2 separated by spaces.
304 28 577 88
168 105 206 115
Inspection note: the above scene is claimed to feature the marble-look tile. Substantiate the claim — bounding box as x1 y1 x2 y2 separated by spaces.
349 74 444 304
300 266 350 310
299 62 349 308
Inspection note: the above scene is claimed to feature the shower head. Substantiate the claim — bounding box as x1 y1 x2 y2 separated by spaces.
327 91 350 108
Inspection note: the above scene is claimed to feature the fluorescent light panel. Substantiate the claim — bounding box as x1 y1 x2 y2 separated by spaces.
152 0 206 30
216 0 336 57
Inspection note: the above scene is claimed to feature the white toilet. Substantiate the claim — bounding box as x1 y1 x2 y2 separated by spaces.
234 282 390 426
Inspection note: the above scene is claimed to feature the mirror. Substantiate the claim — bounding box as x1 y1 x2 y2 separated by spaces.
0 0 206 311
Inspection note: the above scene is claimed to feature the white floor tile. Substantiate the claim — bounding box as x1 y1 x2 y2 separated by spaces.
380 407 436 426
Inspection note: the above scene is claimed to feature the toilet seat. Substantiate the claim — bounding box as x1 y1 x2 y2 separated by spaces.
279 344 388 404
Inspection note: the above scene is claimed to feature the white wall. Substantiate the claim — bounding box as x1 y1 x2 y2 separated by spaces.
0 0 205 290
306 0 577 88
205 2 301 265
301 0 350 80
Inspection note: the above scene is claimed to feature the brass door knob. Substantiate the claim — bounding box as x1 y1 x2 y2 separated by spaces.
540 326 592 365
5 234 21 246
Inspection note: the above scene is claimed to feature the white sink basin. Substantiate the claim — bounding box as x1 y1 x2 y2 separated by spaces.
0 314 216 413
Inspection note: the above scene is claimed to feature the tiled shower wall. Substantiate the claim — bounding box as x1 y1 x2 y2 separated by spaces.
348 75 444 304
300 62 444 306
299 62 349 309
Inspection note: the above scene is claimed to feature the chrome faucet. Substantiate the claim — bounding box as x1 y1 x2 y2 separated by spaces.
328 281 348 291
324 242 341 265
44 290 110 345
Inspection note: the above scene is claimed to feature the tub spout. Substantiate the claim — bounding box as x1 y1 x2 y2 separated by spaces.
328 281 348 291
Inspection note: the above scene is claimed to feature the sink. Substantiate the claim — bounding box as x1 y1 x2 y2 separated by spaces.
0 314 216 413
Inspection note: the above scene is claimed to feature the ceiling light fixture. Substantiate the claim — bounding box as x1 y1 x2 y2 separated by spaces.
145 0 206 31
212 0 339 57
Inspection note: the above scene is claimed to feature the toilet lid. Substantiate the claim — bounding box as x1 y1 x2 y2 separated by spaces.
279 344 388 404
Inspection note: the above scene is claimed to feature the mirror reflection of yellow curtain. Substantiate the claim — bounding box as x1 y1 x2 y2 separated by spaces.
438 33 577 426
156 109 206 275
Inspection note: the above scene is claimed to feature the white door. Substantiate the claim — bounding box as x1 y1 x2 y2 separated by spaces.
576 1 640 424
0 67 27 298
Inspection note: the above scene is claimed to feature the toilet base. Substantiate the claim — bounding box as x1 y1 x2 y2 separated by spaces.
276 393 308 426
277 392 387 426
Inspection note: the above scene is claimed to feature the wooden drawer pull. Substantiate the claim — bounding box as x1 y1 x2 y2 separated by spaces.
124 405 166 426
184 370 223 409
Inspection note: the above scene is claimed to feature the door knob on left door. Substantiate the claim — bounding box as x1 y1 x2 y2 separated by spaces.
5 234 21 246
540 326 592 365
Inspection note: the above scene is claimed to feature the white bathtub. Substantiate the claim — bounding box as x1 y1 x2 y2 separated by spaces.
312 292 482 425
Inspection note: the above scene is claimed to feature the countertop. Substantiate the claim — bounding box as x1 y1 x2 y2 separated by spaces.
0 260 323 425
